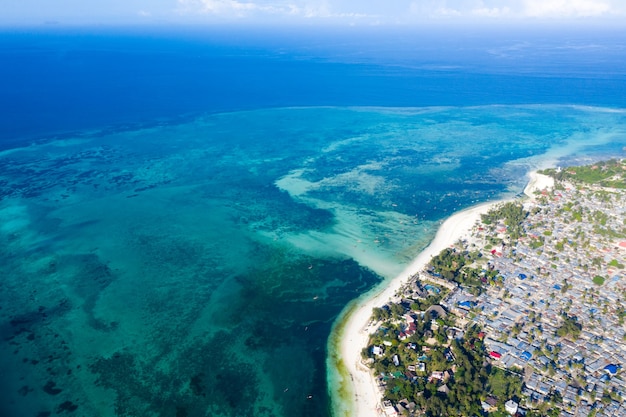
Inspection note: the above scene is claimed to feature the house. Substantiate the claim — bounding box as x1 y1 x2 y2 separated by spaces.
425 304 448 319
481 396 498 412
537 382 551 396
505 399 519 415
406 322 417 336
429 371 444 381
372 346 384 356
397 399 416 412
392 355 400 367
382 400 398 417
437 384 450 394
444 348 456 362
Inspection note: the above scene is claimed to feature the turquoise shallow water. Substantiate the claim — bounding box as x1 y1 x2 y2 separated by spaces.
1 105 625 417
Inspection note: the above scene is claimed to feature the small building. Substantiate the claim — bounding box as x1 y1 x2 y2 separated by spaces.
425 304 448 319
437 384 450 394
489 351 502 359
397 399 416 412
481 396 498 412
604 364 619 375
405 370 417 381
429 371 444 381
392 355 400 367
382 400 398 417
505 399 519 415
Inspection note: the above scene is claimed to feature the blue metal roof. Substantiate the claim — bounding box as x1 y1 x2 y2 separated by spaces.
520 351 532 361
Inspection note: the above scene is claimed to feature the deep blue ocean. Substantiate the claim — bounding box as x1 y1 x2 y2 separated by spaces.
1 25 625 417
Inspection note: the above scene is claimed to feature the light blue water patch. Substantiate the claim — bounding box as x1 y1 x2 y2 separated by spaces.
0 105 625 417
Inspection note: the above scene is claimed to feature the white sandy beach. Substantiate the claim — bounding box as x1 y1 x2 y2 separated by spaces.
334 170 553 417
523 171 554 199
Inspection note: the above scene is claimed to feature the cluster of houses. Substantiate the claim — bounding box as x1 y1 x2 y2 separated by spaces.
369 281 522 417
457 177 626 415
368 172 626 416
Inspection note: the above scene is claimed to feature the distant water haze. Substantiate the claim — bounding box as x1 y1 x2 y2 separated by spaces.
1 25 626 142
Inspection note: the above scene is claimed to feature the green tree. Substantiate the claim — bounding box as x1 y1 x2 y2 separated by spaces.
556 315 582 340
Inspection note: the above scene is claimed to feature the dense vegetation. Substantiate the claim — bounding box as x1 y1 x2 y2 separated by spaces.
541 159 626 188
366 305 524 417
428 248 485 292
372 291 444 322
416 336 487 416
593 275 606 286
481 202 528 240
428 246 501 295
486 367 523 402
556 314 582 340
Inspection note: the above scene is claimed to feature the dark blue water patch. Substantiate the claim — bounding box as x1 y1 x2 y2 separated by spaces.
234 251 382 417
81 250 381 417
2 27 626 145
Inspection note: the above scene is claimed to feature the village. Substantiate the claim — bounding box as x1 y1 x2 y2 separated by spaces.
362 160 626 417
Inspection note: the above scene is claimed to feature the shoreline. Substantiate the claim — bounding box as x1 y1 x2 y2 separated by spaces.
330 170 554 417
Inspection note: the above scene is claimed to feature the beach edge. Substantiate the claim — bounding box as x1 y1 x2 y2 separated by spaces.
328 170 554 417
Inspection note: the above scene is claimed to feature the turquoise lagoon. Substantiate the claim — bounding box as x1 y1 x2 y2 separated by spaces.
1 105 626 417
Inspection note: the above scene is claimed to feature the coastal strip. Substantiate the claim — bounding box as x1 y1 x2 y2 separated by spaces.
329 170 553 417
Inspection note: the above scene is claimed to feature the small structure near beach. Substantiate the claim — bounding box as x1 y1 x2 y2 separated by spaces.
382 400 398 417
